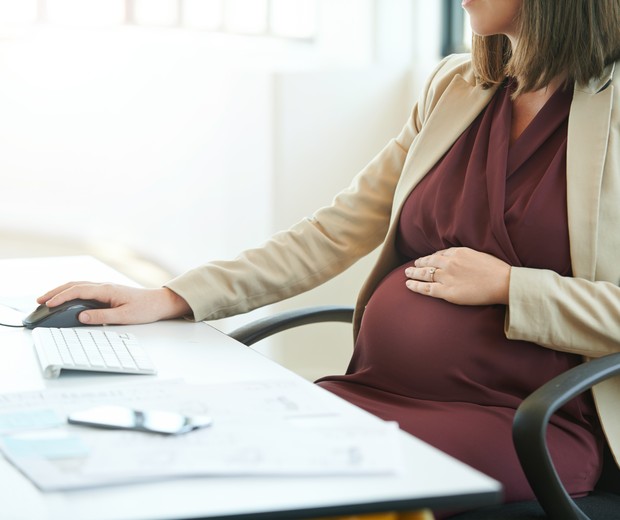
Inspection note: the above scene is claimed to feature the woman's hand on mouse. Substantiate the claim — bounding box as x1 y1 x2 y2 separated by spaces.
37 283 192 325
404 247 511 306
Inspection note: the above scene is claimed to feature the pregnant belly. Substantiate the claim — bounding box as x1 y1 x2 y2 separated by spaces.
344 263 567 406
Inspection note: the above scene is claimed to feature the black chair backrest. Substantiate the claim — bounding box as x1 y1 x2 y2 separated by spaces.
596 443 620 494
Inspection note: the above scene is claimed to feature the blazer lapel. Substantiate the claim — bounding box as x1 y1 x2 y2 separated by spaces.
567 64 615 279
391 75 496 221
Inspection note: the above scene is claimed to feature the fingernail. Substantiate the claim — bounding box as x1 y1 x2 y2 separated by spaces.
79 312 90 323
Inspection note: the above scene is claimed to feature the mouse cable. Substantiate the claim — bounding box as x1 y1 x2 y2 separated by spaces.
0 322 25 328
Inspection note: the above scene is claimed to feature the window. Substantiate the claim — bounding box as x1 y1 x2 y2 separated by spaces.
46 0 125 26
0 0 318 41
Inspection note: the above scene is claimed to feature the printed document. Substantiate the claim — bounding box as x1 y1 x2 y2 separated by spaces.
0 379 402 490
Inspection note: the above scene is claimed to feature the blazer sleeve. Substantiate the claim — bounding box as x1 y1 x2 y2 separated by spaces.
505 267 620 357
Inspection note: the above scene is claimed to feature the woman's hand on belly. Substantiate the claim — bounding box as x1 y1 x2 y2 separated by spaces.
404 247 511 306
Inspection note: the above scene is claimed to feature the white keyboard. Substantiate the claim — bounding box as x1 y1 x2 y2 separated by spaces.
32 328 157 379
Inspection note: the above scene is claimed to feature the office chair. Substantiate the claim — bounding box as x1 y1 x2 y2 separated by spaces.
229 306 620 520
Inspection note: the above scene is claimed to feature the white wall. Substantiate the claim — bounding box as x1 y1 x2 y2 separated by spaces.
0 27 276 270
0 0 443 379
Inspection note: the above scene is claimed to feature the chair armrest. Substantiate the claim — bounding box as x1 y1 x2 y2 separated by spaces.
513 352 620 520
228 305 354 346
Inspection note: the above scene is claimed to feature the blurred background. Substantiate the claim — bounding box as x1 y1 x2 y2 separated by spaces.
0 0 469 380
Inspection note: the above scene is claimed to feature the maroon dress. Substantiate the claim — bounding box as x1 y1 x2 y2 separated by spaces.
316 80 602 503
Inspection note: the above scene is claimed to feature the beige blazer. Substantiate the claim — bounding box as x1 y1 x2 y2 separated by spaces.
167 54 620 464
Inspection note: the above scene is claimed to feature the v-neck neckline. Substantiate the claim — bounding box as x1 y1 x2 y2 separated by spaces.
507 81 574 175
502 78 572 149
480 80 573 265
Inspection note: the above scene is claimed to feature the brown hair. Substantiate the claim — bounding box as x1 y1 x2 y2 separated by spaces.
472 0 620 95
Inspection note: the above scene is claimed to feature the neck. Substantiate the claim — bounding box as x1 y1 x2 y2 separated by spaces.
509 74 567 145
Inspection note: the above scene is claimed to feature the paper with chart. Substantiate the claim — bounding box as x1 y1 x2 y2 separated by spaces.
0 379 402 491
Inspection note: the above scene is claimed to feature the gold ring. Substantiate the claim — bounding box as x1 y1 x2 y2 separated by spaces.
429 267 436 283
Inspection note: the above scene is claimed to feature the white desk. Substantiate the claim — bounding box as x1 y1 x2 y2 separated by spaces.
0 256 502 520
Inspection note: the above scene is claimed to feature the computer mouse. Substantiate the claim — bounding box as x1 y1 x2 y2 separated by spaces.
23 299 109 329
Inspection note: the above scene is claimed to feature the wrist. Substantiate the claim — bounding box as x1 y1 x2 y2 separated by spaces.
498 264 511 305
160 287 192 320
